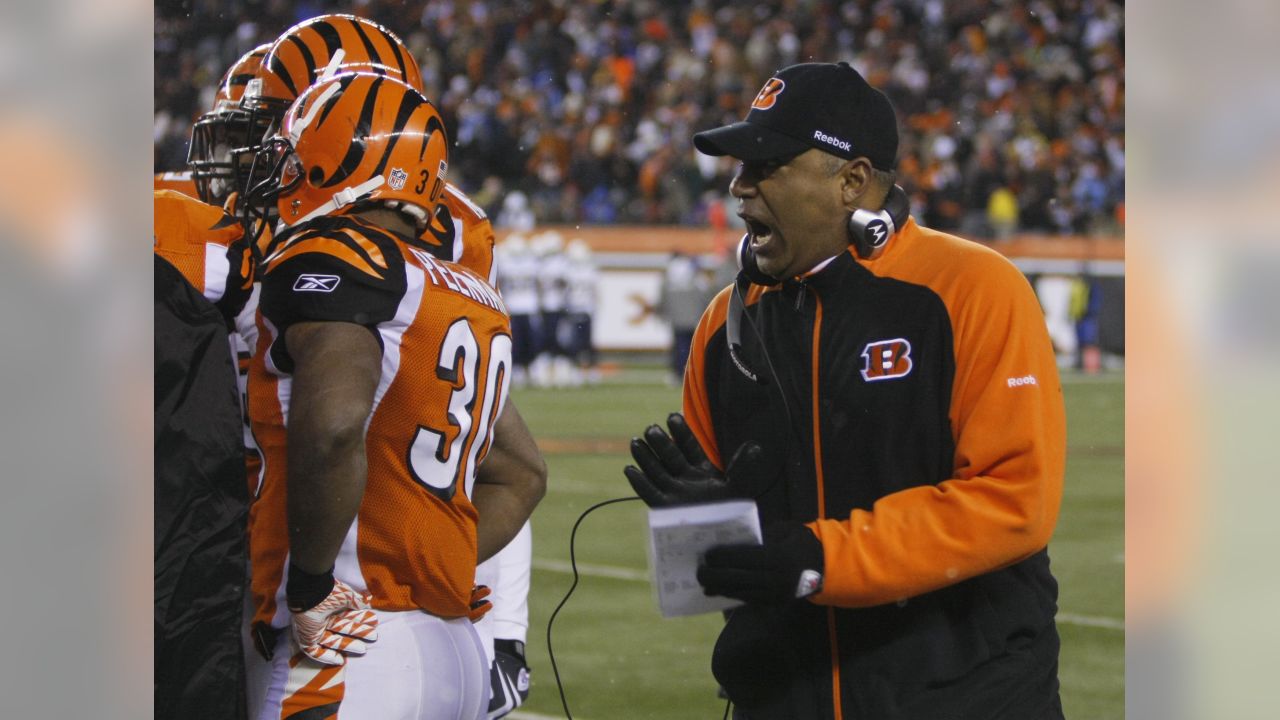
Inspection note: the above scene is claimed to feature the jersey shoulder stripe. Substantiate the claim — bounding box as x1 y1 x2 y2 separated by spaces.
442 182 487 221
265 215 399 282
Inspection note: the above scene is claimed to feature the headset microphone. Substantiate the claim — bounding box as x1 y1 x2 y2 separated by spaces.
726 272 763 384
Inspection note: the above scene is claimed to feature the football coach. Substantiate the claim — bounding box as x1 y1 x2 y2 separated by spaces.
626 62 1067 720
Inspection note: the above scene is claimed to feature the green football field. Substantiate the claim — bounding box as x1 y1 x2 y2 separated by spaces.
506 369 1124 720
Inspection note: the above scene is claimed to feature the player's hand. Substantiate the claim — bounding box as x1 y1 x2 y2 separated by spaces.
487 639 531 718
468 584 493 623
624 413 766 507
697 522 824 604
286 565 378 665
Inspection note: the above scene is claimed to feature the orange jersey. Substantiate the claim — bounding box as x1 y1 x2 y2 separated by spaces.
153 170 199 198
421 182 497 285
153 189 253 320
247 214 512 632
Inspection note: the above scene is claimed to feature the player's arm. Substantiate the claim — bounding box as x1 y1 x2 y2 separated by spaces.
284 320 382 574
472 399 546 563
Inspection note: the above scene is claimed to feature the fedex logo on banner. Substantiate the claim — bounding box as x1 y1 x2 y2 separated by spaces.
860 338 913 381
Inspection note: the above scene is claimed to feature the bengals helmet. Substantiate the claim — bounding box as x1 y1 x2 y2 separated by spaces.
187 44 271 206
246 73 449 231
238 14 424 225
240 14 422 148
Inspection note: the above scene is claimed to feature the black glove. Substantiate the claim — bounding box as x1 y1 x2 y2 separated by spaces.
624 413 766 507
697 522 825 604
487 639 530 718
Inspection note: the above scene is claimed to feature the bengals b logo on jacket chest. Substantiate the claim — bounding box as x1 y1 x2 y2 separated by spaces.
860 338 913 381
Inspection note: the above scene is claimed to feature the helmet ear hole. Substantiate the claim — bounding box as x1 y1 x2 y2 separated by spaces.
307 166 325 186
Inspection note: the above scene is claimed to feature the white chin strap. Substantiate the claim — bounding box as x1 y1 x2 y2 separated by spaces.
288 175 386 226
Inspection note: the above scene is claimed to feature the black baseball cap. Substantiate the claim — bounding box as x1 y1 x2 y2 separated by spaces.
694 62 898 171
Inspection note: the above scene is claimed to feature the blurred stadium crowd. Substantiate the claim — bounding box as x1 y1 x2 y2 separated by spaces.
155 0 1123 238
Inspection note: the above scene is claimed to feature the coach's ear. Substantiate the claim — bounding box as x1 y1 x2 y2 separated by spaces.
838 156 875 208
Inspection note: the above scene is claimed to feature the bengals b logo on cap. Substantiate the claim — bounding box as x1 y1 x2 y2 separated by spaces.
751 78 785 110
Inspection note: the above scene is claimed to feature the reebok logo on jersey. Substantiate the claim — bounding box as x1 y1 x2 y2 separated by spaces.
1007 374 1038 388
860 338 913 381
813 130 852 152
293 274 341 292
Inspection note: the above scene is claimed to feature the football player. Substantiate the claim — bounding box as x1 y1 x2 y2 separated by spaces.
242 72 544 720
244 16 541 717
187 43 273 209
154 43 271 205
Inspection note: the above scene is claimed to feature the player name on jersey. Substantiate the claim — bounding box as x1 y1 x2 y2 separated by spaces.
411 247 507 315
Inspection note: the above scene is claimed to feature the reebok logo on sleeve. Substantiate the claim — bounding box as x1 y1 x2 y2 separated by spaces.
293 274 341 292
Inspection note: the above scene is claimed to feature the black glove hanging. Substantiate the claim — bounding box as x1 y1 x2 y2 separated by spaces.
624 413 768 507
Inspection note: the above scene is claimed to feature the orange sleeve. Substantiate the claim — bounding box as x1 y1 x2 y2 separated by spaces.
809 250 1066 607
445 184 496 283
680 284 734 470
153 189 245 298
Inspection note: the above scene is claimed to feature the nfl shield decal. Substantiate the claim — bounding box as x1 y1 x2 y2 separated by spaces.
388 167 409 190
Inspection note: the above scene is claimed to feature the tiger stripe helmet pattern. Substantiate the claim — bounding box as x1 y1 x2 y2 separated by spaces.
266 72 449 229
187 43 272 206
245 14 423 122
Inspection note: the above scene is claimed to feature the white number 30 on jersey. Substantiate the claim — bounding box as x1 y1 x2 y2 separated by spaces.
408 319 512 501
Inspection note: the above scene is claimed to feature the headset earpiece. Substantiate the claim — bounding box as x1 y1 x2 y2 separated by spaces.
736 232 782 287
847 184 910 260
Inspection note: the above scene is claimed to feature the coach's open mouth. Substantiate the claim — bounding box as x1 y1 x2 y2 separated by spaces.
742 216 775 252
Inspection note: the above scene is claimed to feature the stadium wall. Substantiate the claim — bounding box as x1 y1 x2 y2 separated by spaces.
499 226 1124 356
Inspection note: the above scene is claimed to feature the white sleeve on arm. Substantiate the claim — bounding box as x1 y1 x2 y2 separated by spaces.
473 520 533 665
491 521 532 643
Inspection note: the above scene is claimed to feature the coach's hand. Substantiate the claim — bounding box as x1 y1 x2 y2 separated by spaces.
697 522 825 604
624 413 764 507
286 564 379 665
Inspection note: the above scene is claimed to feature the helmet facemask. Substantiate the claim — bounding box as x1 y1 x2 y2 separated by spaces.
189 106 276 207
241 134 299 253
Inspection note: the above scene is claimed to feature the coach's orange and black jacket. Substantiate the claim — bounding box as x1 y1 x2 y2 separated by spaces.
684 218 1066 719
